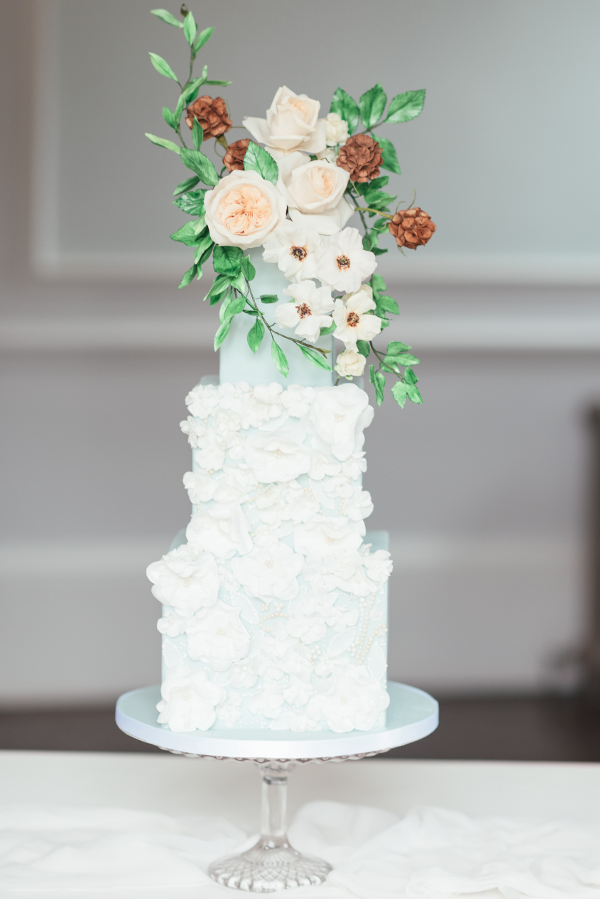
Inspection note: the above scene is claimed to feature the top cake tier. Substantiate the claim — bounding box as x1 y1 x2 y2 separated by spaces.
219 248 334 388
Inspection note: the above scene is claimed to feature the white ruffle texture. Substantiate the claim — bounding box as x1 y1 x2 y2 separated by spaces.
148 381 391 734
2 802 600 898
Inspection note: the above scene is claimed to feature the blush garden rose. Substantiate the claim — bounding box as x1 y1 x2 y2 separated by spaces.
204 169 286 249
243 86 326 155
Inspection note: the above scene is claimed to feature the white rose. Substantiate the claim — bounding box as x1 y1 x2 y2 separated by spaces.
157 666 224 732
186 601 251 671
333 285 382 351
204 169 286 249
307 665 390 732
335 349 366 378
325 112 349 146
147 544 219 615
280 160 352 236
243 86 326 155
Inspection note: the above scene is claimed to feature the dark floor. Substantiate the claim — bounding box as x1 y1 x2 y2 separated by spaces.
2 696 600 760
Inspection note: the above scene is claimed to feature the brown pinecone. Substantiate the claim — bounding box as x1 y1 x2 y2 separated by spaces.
223 138 253 172
388 207 436 249
185 95 232 140
336 134 383 183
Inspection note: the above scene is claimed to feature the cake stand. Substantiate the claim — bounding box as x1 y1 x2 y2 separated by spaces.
116 682 438 892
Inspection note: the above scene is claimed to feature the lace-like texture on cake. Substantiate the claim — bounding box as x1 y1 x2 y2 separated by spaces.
147 381 391 734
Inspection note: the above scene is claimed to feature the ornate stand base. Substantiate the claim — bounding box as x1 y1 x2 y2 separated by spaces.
115 683 438 891
209 840 332 892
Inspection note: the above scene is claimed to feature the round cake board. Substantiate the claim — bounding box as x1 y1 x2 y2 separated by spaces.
115 682 438 760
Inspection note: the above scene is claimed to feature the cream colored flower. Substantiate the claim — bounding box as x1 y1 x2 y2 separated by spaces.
275 281 334 343
282 160 352 235
333 285 382 350
316 228 377 293
262 221 321 282
204 169 286 249
325 112 349 146
243 86 326 155
335 349 366 378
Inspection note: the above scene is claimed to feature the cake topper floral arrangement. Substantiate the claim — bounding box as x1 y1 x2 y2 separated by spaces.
146 6 436 408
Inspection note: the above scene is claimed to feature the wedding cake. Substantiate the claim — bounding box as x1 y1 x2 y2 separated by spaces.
145 9 435 735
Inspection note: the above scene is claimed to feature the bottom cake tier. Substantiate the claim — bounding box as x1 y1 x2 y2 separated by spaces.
148 380 392 735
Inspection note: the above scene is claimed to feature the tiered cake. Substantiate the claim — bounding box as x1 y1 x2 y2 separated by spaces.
147 254 392 734
144 13 434 735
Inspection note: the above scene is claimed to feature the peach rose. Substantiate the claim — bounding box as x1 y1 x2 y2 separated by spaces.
204 170 287 249
243 86 326 155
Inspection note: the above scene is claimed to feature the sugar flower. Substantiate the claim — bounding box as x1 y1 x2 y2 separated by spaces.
275 281 334 343
243 86 326 155
317 228 377 293
157 666 224 732
333 285 382 351
262 221 321 282
335 349 367 378
204 169 286 249
325 112 349 147
278 159 353 235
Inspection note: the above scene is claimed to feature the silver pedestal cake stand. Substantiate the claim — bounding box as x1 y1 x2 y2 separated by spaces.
116 682 438 892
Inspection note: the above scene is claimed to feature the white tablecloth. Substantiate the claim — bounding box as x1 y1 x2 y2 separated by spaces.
1 752 600 898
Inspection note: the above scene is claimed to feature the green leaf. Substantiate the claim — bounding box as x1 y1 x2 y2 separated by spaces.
174 189 205 215
183 9 197 46
181 78 202 104
214 319 232 350
213 245 243 277
368 175 390 191
371 273 387 296
271 341 288 377
387 340 411 353
170 221 205 246
220 293 245 324
149 52 178 82
372 247 388 256
162 107 178 130
386 89 426 124
404 366 419 386
319 322 336 336
359 83 387 130
210 288 229 307
150 9 184 27
260 294 279 304
192 119 204 150
391 381 409 408
193 230 213 260
247 318 265 353
299 344 331 371
205 79 232 86
386 352 420 366
173 174 200 196
356 340 370 358
228 271 246 293
194 26 214 55
377 295 400 315
180 148 219 185
243 143 278 184
178 264 197 288
205 274 230 302
377 137 401 174
145 133 180 154
373 216 391 233
362 189 397 210
369 365 386 405
330 88 359 134
241 255 256 281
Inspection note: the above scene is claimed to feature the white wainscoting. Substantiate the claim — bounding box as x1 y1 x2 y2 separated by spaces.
0 534 582 706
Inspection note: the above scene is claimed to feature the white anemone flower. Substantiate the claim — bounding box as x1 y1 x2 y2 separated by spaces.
262 221 321 283
316 228 377 293
332 285 382 351
275 281 334 344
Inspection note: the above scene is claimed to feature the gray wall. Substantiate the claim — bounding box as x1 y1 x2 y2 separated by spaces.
1 0 599 706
